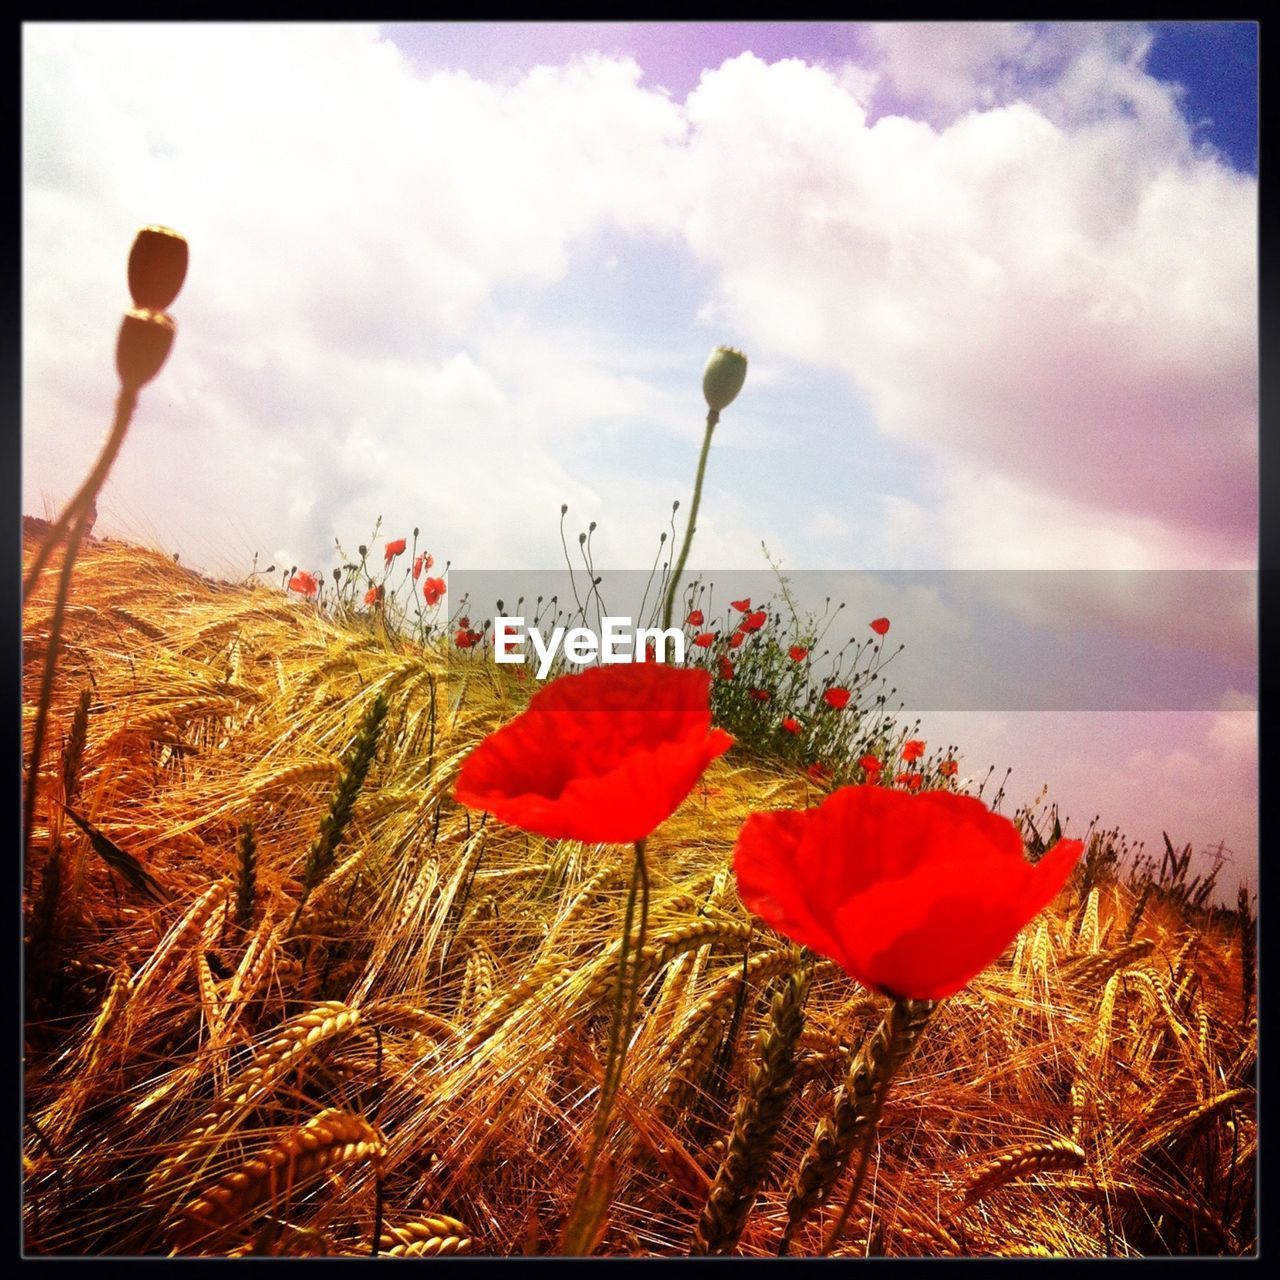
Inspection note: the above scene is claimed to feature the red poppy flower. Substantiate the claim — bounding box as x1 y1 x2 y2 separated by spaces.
739 610 767 633
732 786 1084 1001
750 688 770 702
896 771 923 791
413 553 432 581
823 687 851 710
644 642 657 663
807 762 832 783
687 610 705 627
455 664 734 843
939 760 959 778
459 616 471 629
782 717 801 734
455 627 484 649
859 754 882 773
289 571 319 598
789 646 809 662
902 739 925 762
718 656 735 680
694 632 717 649
728 632 745 650
423 576 446 608
364 585 384 606
384 538 407 567
870 618 890 636
730 598 751 613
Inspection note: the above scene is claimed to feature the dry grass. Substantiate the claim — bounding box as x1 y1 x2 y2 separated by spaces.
22 528 1256 1257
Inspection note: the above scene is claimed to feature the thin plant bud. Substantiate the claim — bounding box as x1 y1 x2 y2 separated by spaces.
127 225 189 311
702 345 748 413
116 308 175 390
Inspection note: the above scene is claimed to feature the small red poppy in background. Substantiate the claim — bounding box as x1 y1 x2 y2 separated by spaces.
823 687 851 710
455 627 484 649
364 585 384 606
902 739 925 762
455 663 733 843
732 786 1083 1001
807 762 832 783
459 616 471 629
384 538 407 567
730 598 751 613
694 632 717 649
870 618 890 636
750 688 770 702
687 610 705 627
644 642 657 663
717 656 735 680
289 571 319 598
896 771 924 791
423 576 446 608
782 717 801 734
728 632 745 650
939 760 959 778
789 646 809 662
413 553 433 581
859 754 882 774
739 610 767 633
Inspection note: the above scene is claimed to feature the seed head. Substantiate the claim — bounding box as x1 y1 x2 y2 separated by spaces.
127 226 189 311
702 346 748 413
116 308 176 390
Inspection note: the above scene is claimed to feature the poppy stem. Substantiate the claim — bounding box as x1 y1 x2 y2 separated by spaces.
22 387 138 605
22 497 96 874
560 838 650 1254
818 997 935 1256
661 409 719 633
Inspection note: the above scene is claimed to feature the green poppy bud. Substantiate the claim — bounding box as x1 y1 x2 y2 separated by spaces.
702 345 748 413
116 308 176 390
127 225 188 312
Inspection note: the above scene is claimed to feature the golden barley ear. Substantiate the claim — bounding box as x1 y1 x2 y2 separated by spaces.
691 963 810 1255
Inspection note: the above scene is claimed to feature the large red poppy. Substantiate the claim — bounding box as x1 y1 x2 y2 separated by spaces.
289 571 319 598
384 538 407 567
423 576 446 607
733 786 1082 1001
455 663 734 843
738 610 767 633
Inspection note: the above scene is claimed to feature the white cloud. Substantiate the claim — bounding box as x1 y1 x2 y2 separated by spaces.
679 47 1256 567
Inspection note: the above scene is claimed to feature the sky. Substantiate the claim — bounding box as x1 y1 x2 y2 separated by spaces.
21 21 1258 896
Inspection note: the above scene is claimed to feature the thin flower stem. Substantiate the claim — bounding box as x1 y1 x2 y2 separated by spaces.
560 838 650 1254
23 499 95 868
23 388 138 605
661 409 719 633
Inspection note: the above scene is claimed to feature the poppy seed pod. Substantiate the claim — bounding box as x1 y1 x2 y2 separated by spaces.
127 226 188 311
702 345 748 413
116 308 176 390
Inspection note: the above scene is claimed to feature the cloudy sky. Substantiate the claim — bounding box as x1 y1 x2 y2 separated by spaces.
22 21 1258 894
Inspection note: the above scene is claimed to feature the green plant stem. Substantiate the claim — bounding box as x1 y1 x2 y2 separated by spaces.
661 409 719 632
23 388 138 604
560 838 650 1254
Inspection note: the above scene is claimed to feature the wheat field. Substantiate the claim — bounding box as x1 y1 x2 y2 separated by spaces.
22 526 1257 1257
